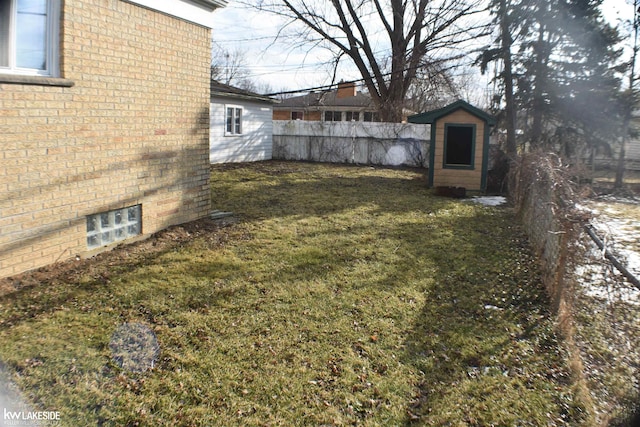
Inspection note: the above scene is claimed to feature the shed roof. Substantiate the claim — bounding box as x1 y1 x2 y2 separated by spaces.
408 99 496 126
210 80 279 104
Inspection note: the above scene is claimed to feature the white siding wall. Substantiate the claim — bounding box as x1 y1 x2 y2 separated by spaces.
600 119 640 169
631 117 640 165
628 139 640 163
210 98 273 163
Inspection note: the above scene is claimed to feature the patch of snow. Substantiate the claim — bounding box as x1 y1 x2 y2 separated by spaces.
576 247 640 304
572 196 640 423
622 248 640 277
583 279 640 305
469 196 507 206
589 215 640 277
595 194 639 205
576 200 640 305
574 203 598 215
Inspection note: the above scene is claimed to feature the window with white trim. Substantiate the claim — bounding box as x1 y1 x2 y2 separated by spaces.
363 112 379 122
345 111 359 121
86 205 142 249
225 106 243 135
0 0 60 76
324 111 342 122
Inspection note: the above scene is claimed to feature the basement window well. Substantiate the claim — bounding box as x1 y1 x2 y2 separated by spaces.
444 124 475 169
87 205 141 249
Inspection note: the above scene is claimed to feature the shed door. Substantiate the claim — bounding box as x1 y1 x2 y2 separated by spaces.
444 124 476 169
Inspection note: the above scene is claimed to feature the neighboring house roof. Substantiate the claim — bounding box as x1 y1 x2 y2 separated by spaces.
275 91 375 110
210 80 279 104
408 99 496 126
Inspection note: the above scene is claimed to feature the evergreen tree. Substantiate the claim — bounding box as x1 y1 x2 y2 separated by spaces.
481 0 625 159
477 0 519 157
537 0 624 157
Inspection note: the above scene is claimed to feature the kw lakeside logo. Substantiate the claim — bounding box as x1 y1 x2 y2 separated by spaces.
3 408 61 426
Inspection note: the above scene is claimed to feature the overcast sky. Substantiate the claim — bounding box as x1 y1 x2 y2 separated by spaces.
211 2 347 93
211 0 636 95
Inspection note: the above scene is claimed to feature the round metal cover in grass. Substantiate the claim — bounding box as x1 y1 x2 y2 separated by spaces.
109 322 160 372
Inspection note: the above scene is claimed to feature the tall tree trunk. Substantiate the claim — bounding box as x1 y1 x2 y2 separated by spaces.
615 0 639 188
499 0 517 158
530 21 547 149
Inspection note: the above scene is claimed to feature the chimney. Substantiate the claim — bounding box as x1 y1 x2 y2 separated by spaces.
336 81 357 98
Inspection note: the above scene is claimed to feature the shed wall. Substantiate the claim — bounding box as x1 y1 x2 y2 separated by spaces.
210 99 273 163
432 110 485 191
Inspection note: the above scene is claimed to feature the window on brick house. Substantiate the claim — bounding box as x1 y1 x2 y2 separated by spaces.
363 112 379 122
345 111 359 121
87 205 141 249
324 111 342 121
0 0 60 76
225 106 243 135
291 111 304 120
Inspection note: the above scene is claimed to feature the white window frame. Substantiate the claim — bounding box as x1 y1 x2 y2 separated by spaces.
0 0 60 77
363 111 379 122
345 111 360 122
225 105 243 136
324 111 342 122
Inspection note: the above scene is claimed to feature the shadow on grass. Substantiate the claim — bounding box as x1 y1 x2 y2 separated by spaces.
398 210 577 425
211 161 435 221
212 161 578 425
0 220 228 327
0 161 580 425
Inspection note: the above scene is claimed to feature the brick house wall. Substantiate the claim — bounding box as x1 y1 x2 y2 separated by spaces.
273 110 291 120
0 0 217 278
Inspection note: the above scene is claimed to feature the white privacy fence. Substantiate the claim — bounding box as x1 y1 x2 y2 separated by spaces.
272 120 431 167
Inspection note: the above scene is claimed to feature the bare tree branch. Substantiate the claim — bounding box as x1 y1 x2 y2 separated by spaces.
251 0 487 121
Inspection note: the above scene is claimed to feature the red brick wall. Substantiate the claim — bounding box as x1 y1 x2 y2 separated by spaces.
273 110 291 120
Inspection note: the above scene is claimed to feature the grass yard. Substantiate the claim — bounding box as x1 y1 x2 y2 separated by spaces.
0 161 584 426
